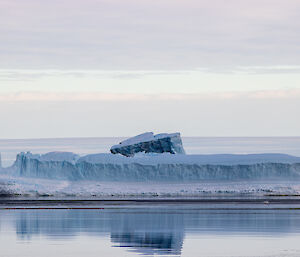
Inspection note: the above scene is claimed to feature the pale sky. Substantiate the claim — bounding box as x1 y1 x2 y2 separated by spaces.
0 0 300 138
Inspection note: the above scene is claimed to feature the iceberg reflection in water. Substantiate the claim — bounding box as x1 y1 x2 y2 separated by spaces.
109 211 184 255
14 208 184 255
2 205 300 256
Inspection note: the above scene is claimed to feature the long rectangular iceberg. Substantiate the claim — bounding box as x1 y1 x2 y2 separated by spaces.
5 151 300 181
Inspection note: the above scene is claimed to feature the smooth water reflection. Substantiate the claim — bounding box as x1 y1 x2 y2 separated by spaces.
1 206 300 256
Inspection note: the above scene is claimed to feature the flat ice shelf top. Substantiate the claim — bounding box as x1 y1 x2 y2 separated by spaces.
18 151 80 163
78 153 300 165
14 151 300 166
111 132 180 149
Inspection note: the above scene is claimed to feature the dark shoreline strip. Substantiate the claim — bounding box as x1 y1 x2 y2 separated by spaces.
2 207 105 210
2 207 300 210
2 198 300 205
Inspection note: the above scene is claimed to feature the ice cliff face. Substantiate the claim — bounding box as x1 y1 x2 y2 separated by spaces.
110 132 185 157
8 152 300 181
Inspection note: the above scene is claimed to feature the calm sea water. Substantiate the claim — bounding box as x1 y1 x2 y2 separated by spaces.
1 205 300 257
1 137 300 167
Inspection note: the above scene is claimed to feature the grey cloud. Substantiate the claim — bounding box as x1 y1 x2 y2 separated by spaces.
0 69 192 82
1 0 300 70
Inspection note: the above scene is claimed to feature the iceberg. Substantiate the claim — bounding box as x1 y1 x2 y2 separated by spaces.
1 150 300 197
2 133 300 197
110 132 185 157
5 151 300 181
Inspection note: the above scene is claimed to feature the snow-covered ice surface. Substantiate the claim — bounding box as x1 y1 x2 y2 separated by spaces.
2 175 300 198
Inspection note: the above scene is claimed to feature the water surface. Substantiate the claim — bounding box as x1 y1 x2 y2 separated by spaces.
1 204 300 257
